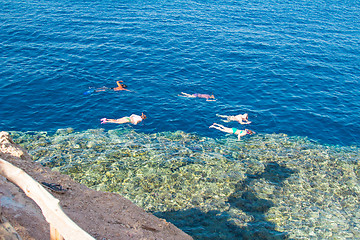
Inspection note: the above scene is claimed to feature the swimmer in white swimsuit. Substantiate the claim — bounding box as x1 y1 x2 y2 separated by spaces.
209 123 255 140
101 113 146 125
217 113 251 124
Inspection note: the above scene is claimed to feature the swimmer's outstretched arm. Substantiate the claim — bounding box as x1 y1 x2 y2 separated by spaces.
239 120 251 125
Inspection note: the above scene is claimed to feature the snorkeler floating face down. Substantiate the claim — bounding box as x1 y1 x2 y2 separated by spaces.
84 81 131 95
209 123 255 140
101 113 147 125
178 92 216 101
216 113 251 125
113 81 130 91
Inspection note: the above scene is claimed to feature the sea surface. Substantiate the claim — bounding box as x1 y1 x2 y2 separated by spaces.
1 0 360 239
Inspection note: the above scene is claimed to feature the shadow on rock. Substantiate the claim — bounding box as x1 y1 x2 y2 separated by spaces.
227 161 296 239
155 162 296 240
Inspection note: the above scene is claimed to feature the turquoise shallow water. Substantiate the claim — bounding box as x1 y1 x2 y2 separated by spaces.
10 129 360 239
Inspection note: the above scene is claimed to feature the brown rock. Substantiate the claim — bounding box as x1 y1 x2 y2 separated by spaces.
0 131 192 240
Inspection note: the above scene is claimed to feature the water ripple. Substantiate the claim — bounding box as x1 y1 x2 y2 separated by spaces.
0 0 359 148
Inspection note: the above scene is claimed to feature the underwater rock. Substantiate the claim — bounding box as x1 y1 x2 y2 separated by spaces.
55 128 74 135
8 129 360 240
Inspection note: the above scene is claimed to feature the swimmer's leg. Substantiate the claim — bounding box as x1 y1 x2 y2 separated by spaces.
216 114 231 122
179 92 195 98
102 117 130 124
209 123 226 131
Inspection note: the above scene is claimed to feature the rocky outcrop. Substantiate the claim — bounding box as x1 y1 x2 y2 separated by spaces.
0 131 192 240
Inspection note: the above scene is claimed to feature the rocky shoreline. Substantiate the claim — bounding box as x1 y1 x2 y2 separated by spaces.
0 131 192 240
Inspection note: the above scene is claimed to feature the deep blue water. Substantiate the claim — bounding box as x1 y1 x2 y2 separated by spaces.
1 0 360 147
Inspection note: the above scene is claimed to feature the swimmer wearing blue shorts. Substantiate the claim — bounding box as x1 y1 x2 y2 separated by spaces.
210 123 255 140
